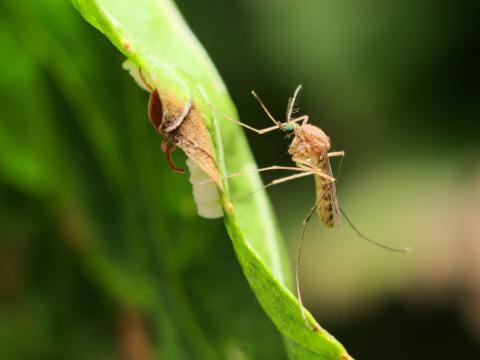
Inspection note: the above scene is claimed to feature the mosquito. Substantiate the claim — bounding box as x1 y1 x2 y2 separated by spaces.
220 85 410 324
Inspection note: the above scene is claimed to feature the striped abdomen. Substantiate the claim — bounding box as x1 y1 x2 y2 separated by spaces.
313 156 340 228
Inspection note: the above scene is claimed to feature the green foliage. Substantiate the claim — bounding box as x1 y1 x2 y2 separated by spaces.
0 0 350 358
71 0 352 358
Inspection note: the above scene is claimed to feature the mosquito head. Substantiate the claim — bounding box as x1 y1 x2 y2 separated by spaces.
281 121 299 136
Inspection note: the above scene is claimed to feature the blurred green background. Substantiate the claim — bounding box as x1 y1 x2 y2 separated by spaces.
1 0 479 359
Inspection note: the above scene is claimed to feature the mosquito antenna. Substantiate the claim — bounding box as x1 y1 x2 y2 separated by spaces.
251 91 281 127
286 97 296 123
286 97 294 121
287 85 303 121
339 208 411 252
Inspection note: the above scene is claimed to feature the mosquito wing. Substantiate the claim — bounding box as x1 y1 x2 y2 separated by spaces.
314 157 341 228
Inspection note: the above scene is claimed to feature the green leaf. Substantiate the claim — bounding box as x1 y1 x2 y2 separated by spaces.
71 0 352 358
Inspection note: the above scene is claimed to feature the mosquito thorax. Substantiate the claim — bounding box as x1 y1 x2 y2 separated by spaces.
288 124 331 158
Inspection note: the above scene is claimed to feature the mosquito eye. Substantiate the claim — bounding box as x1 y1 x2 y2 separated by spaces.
284 123 295 133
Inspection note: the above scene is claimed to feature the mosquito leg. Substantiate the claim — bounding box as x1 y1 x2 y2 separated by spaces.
234 171 316 201
288 114 309 126
207 100 281 135
265 171 314 188
224 164 334 182
297 199 321 327
208 99 305 135
225 165 313 180
296 183 334 331
328 151 345 158
227 118 280 135
230 166 330 229
289 115 309 125
161 138 185 173
241 114 304 134
291 158 336 182
298 166 335 182
200 165 315 187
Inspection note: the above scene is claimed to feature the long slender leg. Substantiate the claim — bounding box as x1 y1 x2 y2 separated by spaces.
235 171 316 201
289 115 309 126
289 158 336 182
290 116 306 124
225 165 334 182
208 101 306 135
231 120 280 135
265 171 315 188
227 165 310 178
197 83 281 134
328 150 345 158
161 138 185 173
296 183 334 332
243 115 304 134
206 100 280 134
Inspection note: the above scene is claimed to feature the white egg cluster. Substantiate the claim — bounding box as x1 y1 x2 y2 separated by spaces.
186 158 223 219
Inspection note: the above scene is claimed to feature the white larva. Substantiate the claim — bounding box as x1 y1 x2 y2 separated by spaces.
122 59 223 219
186 158 223 219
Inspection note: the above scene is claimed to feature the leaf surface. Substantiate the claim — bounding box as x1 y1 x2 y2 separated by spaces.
71 0 351 358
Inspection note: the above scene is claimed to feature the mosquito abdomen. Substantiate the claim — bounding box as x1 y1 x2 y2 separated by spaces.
314 176 335 227
313 156 340 228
